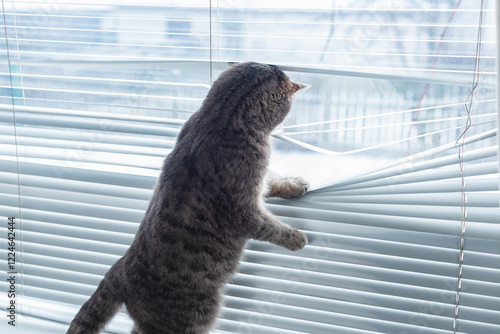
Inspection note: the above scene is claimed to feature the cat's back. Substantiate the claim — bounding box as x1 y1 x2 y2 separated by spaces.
159 106 269 215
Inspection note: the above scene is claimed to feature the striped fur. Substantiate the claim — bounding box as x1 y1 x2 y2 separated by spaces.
67 62 309 334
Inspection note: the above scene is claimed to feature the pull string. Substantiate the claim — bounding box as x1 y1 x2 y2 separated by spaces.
453 0 485 332
1 0 24 316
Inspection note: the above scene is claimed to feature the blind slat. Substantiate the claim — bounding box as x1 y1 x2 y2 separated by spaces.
4 191 498 225
0 112 181 137
0 124 177 149
310 192 500 207
224 295 452 334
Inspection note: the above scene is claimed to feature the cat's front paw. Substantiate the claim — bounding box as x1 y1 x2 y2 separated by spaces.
270 177 309 198
283 229 308 251
288 177 309 197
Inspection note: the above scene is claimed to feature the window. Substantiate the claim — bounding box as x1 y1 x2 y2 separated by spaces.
0 1 498 333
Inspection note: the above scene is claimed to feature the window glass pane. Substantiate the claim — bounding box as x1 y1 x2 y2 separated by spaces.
0 1 497 333
211 0 497 187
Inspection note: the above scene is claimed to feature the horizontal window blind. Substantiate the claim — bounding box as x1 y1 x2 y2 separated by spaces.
0 1 499 334
2 130 498 334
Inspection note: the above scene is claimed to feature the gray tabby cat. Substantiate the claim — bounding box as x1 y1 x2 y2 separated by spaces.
67 62 309 334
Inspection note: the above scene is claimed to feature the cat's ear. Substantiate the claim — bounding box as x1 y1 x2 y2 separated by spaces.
291 81 311 94
227 62 238 67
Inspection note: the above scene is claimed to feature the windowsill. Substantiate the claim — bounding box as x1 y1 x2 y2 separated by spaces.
0 310 235 334
0 311 128 334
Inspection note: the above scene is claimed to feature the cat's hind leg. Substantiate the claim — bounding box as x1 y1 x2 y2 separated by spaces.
67 267 124 334
265 176 309 198
130 324 141 334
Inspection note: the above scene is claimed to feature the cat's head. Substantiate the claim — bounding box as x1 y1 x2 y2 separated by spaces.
207 62 308 134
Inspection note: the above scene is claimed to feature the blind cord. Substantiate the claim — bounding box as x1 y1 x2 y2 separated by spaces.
1 0 24 316
453 0 485 332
